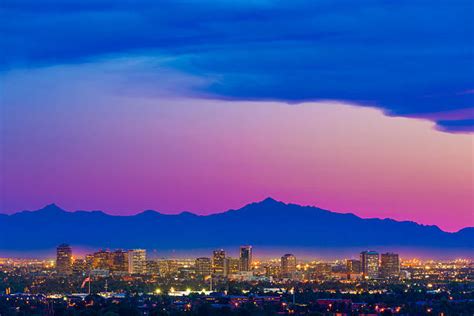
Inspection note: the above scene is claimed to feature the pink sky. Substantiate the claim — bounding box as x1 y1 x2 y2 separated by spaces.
1 62 473 232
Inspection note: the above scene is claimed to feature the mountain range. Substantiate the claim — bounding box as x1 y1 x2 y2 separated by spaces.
0 198 472 257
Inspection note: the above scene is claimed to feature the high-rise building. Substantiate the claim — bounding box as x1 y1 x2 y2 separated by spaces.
239 246 252 272
92 250 113 270
56 244 73 275
111 250 129 274
224 257 240 276
212 249 226 276
360 251 379 279
346 259 361 274
380 253 400 278
195 257 212 277
281 254 297 278
128 249 147 274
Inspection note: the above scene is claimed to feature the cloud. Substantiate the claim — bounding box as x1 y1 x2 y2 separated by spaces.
1 0 473 132
436 119 474 133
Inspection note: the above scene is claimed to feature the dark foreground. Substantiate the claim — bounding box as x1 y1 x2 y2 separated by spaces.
1 286 474 316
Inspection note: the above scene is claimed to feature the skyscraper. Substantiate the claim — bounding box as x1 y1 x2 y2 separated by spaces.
56 244 73 275
346 259 361 274
111 250 129 274
360 251 379 279
281 254 297 278
195 257 212 277
239 246 252 272
380 253 400 278
224 257 240 276
128 249 147 274
212 249 226 276
92 249 112 270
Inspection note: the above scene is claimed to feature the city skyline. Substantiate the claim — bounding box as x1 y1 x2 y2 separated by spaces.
2 243 471 315
1 1 473 313
53 243 404 282
2 237 471 262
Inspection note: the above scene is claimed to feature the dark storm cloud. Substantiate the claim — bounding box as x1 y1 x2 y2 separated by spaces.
1 0 473 131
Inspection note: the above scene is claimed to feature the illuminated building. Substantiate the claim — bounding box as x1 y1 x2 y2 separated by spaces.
195 257 211 277
111 250 129 274
281 254 297 278
146 260 160 276
72 258 87 275
347 259 361 274
360 251 379 279
313 263 332 279
92 250 113 270
56 244 72 275
128 249 147 274
158 259 178 276
224 257 240 276
212 249 226 276
178 266 194 279
380 253 400 278
346 259 361 280
239 246 252 271
265 265 281 278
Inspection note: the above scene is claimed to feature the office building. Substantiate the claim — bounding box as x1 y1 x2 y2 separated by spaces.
360 251 379 279
111 250 129 274
239 246 252 271
224 257 240 276
380 253 400 278
281 254 297 278
347 259 361 274
56 244 73 275
128 249 147 274
92 250 112 270
195 257 211 277
212 249 226 276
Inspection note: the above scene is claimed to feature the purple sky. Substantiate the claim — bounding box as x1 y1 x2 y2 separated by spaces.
1 1 473 233
1 59 473 232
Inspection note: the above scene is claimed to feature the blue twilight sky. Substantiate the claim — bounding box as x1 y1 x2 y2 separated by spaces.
2 0 473 131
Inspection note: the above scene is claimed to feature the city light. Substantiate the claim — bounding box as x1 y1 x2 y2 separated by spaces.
0 244 471 315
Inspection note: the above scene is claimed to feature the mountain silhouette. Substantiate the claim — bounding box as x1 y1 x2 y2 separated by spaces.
1 198 472 255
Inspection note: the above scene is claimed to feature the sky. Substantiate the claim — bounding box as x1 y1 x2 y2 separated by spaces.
1 0 473 232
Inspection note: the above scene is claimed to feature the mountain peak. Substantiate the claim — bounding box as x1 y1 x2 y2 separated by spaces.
259 197 281 204
235 197 286 215
135 210 163 218
38 203 66 214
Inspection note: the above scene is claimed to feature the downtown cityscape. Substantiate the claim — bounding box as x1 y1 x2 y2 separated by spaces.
2 0 473 315
0 245 472 315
